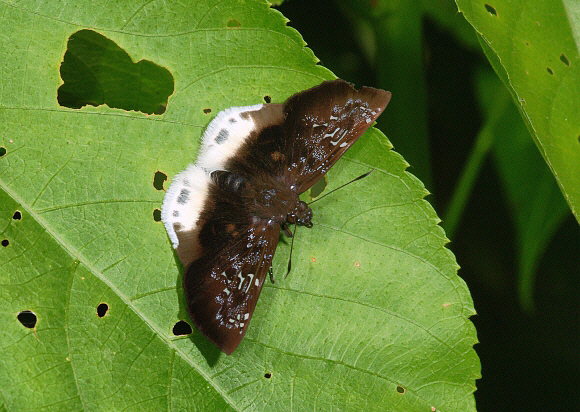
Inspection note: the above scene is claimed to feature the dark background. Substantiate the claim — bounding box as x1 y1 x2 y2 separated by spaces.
278 1 580 410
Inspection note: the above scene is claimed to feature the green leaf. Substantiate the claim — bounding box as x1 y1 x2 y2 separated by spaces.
0 1 479 410
476 68 571 312
456 0 580 223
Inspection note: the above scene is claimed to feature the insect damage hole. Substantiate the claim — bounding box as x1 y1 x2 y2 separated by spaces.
396 385 406 394
203 108 212 114
153 171 167 190
560 54 570 66
96 303 109 317
227 18 241 28
263 95 272 103
547 67 554 75
2 239 9 247
58 29 174 115
13 211 22 220
153 208 162 222
17 310 37 328
264 372 272 379
484 4 497 15
172 320 193 336
310 176 327 198
0 147 6 157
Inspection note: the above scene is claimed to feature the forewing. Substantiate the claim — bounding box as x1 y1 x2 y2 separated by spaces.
282 79 391 193
183 194 280 355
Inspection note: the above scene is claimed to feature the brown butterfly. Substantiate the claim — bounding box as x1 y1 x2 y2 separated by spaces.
162 80 391 354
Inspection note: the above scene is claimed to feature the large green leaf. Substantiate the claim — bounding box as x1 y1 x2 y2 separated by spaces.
456 0 580 222
0 1 479 410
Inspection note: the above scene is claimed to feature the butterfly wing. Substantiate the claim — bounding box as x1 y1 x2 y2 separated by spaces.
282 79 391 193
216 80 391 193
183 180 280 354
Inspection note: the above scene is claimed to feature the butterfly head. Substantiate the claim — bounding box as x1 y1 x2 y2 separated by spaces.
286 200 313 228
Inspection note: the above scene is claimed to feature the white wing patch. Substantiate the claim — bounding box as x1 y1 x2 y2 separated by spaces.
196 104 264 172
162 104 264 249
161 164 210 249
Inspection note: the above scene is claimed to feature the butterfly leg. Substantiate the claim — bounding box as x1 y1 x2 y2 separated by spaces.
268 266 275 283
281 223 293 238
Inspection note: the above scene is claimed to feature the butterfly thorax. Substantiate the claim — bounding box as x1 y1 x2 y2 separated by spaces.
212 170 312 228
248 176 313 229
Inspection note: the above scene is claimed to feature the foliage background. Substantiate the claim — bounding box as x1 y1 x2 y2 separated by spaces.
277 0 579 410
1 0 578 410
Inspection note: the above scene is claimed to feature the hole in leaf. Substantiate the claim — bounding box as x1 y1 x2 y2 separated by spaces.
310 176 327 198
153 171 167 190
1 239 9 247
12 211 22 220
0 147 6 157
17 310 37 328
153 208 162 222
560 54 570 66
58 29 174 115
396 385 406 394
263 95 272 103
547 67 553 75
96 303 109 317
227 18 241 28
172 320 193 336
484 4 497 15
264 372 272 379
203 108 212 114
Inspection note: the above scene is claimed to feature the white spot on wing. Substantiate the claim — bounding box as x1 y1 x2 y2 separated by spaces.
161 165 211 249
330 129 349 146
245 274 254 292
324 128 340 139
196 104 264 171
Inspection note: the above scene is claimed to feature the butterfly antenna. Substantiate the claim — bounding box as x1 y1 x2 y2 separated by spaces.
285 223 298 278
308 170 374 205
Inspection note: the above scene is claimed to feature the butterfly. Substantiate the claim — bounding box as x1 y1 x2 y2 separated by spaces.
162 79 391 354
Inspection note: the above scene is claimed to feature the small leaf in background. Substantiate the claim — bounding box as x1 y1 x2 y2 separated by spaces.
476 68 571 312
457 0 580 222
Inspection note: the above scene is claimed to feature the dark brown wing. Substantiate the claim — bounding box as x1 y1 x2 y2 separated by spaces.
282 80 391 193
221 80 390 194
183 183 280 354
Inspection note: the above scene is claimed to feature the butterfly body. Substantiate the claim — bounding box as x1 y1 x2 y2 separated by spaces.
162 80 391 354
